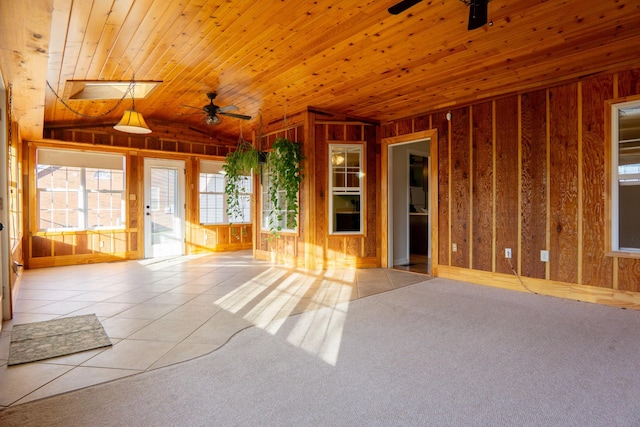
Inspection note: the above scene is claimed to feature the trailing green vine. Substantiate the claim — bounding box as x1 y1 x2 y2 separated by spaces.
266 137 304 234
223 140 258 223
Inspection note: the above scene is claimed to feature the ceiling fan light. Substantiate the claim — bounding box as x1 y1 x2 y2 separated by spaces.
205 114 221 125
114 109 152 134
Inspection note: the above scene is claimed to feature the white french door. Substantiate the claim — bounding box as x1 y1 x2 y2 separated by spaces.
143 158 185 258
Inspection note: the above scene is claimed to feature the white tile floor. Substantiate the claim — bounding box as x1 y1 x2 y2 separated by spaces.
0 250 429 407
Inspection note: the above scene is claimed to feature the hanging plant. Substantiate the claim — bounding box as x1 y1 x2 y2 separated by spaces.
266 137 304 234
223 139 259 223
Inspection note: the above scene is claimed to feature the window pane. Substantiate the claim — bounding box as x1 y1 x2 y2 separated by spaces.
230 194 251 223
619 185 640 249
619 106 640 141
87 192 124 227
346 170 360 188
331 151 345 166
333 195 360 232
346 149 360 167
260 168 296 232
209 174 225 192
238 176 252 193
619 141 640 182
199 193 224 224
614 103 640 251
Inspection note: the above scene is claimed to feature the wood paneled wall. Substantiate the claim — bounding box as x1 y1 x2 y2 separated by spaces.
254 109 379 269
254 123 307 265
383 68 640 296
24 125 250 269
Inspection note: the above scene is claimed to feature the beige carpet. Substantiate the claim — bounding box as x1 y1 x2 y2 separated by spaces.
2 279 640 425
8 314 112 366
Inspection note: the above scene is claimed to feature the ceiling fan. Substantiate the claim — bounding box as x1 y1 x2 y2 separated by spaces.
388 0 490 31
180 92 251 126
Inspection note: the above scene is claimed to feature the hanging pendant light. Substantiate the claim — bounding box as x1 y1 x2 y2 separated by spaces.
114 109 151 134
114 82 151 134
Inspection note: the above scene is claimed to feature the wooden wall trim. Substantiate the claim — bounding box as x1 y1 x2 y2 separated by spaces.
304 111 317 270
381 129 438 270
577 81 584 285
437 265 640 311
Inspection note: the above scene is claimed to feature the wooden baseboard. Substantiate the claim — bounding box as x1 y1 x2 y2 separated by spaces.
436 265 640 311
27 252 137 269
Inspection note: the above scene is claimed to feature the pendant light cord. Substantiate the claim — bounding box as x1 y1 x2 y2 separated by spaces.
45 79 136 119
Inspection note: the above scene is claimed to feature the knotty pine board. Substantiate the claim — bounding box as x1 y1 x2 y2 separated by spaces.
495 96 520 275
434 111 450 267
450 107 471 268
581 76 614 288
549 83 579 284
520 90 548 280
471 101 493 272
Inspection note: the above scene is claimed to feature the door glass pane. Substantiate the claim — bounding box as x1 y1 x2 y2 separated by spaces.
150 167 179 248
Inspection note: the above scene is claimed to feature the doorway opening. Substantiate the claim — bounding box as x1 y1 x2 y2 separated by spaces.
388 140 431 274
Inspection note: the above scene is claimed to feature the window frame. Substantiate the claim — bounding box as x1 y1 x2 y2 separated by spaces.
35 149 126 232
328 142 365 235
199 160 252 225
606 96 640 258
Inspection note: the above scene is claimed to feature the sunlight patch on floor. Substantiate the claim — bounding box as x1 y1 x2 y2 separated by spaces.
214 267 355 366
286 276 352 366
214 268 287 313
244 272 316 334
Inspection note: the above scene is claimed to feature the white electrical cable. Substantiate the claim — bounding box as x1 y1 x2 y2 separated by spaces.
507 257 536 294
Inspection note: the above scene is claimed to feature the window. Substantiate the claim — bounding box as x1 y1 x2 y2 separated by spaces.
199 161 251 224
8 143 22 250
329 144 364 234
611 100 640 252
36 149 125 231
261 166 297 233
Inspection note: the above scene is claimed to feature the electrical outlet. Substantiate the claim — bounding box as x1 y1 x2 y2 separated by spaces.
452 243 457 252
540 250 549 262
505 248 512 259
99 240 104 248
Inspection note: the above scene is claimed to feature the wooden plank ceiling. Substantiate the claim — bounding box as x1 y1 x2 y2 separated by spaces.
2 0 640 142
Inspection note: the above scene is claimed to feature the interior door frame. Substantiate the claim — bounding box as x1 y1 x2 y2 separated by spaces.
143 157 186 258
381 129 439 273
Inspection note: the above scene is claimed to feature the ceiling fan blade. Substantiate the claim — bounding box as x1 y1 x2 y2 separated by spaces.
175 112 204 117
468 0 489 30
388 0 422 15
180 104 203 111
219 112 252 120
219 105 239 113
